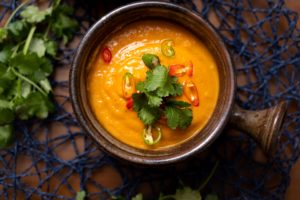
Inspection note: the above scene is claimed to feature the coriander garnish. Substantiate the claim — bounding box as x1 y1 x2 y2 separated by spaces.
130 54 193 145
0 0 78 148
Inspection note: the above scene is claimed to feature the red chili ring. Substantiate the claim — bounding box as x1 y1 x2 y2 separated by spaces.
102 47 112 63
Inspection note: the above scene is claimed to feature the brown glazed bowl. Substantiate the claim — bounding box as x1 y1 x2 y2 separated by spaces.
70 1 287 165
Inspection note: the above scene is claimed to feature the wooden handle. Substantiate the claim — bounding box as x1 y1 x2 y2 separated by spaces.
229 102 287 155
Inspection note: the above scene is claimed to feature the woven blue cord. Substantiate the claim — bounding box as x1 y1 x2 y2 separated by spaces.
0 0 299 199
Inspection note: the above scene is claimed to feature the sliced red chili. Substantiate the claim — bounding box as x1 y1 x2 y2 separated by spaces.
169 64 186 77
186 61 193 77
102 47 112 63
126 97 134 109
183 80 199 106
122 72 136 99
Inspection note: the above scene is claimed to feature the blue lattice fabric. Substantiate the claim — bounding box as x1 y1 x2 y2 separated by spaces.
0 0 300 199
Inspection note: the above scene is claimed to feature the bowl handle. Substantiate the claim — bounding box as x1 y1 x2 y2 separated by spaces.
229 101 287 154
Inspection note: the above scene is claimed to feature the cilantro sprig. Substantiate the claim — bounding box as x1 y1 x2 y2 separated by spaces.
112 161 220 200
0 0 78 147
75 190 86 200
133 55 192 129
131 54 193 145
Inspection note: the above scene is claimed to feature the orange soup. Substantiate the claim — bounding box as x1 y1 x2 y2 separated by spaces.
87 20 219 149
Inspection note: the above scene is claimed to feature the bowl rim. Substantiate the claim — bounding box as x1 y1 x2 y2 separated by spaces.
70 1 235 165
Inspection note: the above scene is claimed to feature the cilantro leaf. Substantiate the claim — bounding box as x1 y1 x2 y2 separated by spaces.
54 4 73 15
156 80 182 97
0 99 13 109
178 109 193 128
0 46 13 63
10 52 52 78
132 93 147 112
172 81 183 96
111 196 125 200
15 92 54 120
3 80 18 100
165 106 192 129
0 124 14 148
0 79 10 94
0 28 8 43
45 40 57 57
164 106 181 129
39 79 52 94
10 52 41 75
20 5 52 23
0 63 6 75
7 20 28 39
140 65 183 98
0 108 15 125
75 190 86 200
132 93 161 125
136 82 146 93
167 100 191 107
145 92 162 107
40 57 53 75
138 107 161 125
2 68 15 80
31 70 46 83
159 186 202 200
0 68 15 95
156 82 173 97
51 5 78 44
144 65 168 91
29 37 46 57
132 193 143 200
21 81 31 98
136 80 163 107
173 187 202 200
157 76 182 97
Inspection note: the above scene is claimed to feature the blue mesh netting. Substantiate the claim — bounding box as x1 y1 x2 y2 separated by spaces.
1 0 300 199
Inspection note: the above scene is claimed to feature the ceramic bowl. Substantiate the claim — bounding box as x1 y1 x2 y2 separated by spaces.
70 1 286 165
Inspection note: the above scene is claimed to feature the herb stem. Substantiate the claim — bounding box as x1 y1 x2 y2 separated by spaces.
23 26 36 55
11 41 24 58
198 160 219 191
11 68 47 96
52 0 61 9
43 24 51 39
4 0 29 27
16 78 22 98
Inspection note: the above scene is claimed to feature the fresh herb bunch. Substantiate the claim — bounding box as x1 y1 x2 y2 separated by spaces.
133 54 193 130
79 182 218 200
0 0 78 147
111 161 220 200
112 187 218 200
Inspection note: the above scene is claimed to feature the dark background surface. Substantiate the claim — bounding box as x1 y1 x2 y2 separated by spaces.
0 0 300 199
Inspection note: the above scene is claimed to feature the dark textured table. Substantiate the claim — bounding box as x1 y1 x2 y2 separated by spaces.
0 0 300 199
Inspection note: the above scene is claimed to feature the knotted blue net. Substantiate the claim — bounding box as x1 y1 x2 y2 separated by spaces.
1 0 300 199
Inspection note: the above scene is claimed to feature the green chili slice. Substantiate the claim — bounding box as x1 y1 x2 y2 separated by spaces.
122 72 135 99
142 125 162 145
161 39 175 57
